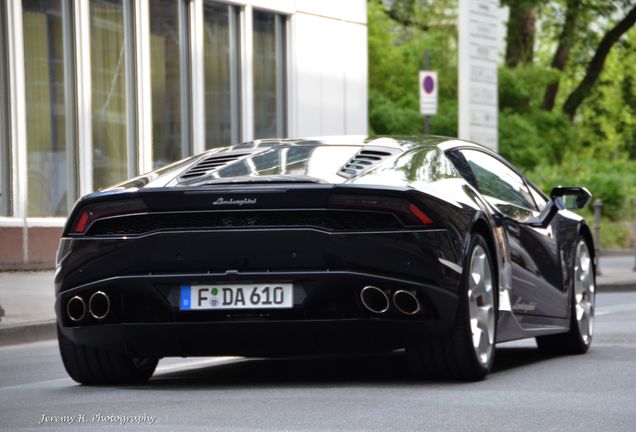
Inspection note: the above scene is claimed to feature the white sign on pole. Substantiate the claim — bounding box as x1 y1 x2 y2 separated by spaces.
458 0 499 151
419 71 438 116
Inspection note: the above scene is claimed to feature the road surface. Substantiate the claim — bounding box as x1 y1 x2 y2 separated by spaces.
1 292 635 431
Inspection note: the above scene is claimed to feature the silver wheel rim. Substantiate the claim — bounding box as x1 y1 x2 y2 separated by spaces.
468 245 495 366
574 241 595 345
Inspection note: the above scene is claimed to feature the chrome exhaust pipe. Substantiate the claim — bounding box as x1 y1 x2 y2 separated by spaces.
393 290 421 315
88 291 110 320
67 296 86 322
360 286 389 314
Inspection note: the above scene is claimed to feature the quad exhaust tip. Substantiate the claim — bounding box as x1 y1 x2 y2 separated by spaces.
393 290 421 315
88 291 110 320
360 285 390 314
66 296 86 322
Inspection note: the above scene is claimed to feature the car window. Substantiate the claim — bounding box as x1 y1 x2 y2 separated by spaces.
457 149 538 217
529 184 548 211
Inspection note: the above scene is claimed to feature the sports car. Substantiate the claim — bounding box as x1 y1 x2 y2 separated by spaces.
55 136 596 384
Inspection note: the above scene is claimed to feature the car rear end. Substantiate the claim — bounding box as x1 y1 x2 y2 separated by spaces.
55 143 466 358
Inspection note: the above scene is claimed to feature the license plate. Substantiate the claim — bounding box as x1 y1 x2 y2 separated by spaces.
179 283 293 310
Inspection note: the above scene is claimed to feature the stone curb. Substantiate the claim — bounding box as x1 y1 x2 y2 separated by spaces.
597 282 636 292
0 320 56 347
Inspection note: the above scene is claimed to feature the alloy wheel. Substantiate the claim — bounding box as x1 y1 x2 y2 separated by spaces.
468 245 495 366
574 240 595 345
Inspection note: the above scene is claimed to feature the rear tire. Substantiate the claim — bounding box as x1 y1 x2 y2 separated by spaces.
536 237 595 355
407 233 497 380
57 326 158 385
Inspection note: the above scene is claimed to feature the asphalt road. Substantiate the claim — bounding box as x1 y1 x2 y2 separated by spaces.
1 292 636 432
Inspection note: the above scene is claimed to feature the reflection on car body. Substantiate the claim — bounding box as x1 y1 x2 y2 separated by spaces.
55 135 596 384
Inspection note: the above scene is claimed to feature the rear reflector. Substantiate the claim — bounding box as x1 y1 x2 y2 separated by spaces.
328 194 433 226
70 199 148 234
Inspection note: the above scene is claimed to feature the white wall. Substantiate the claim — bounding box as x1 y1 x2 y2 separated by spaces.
289 3 368 137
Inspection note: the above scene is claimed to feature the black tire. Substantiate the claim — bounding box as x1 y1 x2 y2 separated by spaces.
57 326 158 385
536 237 595 355
407 233 497 381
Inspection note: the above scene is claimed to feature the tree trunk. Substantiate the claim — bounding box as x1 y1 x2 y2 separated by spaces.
563 5 636 120
542 0 580 111
505 4 537 68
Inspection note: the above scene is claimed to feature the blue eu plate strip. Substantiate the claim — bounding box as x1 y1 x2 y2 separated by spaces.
180 285 191 310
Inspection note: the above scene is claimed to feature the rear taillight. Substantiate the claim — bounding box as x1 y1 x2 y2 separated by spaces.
327 194 433 226
408 203 433 224
70 199 148 234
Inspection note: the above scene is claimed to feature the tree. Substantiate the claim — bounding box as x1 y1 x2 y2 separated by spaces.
504 0 542 67
562 5 636 119
541 0 581 110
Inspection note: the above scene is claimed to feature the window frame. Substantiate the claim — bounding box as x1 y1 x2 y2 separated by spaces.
252 8 287 139
448 147 541 215
0 2 12 216
1 0 295 223
147 0 192 169
87 0 138 190
21 0 78 217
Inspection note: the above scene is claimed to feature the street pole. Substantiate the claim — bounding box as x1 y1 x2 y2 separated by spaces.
423 49 430 135
632 198 636 271
594 199 603 275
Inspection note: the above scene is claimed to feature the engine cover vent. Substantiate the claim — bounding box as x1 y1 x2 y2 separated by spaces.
179 152 252 182
338 148 399 179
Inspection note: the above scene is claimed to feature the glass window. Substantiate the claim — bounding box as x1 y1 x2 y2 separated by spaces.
90 0 133 189
529 184 548 211
253 11 286 139
459 150 537 214
22 0 75 216
149 0 188 169
203 1 240 148
0 2 11 216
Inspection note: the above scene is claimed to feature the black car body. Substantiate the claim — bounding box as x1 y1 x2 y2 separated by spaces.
55 136 596 383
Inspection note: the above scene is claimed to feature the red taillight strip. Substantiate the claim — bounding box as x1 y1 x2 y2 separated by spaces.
408 203 433 225
328 194 433 226
70 199 148 234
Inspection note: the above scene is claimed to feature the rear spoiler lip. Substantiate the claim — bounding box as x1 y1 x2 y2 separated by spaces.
63 184 430 236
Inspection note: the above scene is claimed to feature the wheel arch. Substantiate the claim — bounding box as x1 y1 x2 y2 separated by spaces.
578 223 595 260
469 216 499 297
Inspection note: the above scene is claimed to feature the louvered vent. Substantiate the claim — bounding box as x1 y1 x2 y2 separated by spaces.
338 149 397 179
179 152 251 182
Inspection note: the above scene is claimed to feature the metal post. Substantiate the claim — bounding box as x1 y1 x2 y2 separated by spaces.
632 199 636 271
423 49 430 135
594 199 603 275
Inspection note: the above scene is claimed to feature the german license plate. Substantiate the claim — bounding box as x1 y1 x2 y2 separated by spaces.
179 283 293 310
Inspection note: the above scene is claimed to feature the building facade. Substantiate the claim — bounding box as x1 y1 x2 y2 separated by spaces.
0 0 368 269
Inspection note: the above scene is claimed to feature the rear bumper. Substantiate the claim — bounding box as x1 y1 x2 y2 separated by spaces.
55 270 459 357
55 227 464 357
59 318 453 358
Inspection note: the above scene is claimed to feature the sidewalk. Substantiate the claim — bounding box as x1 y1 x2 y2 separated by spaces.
0 271 56 346
1 253 635 346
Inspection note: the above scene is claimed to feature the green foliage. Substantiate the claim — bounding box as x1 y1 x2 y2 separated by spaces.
574 31 636 159
368 0 457 136
499 66 559 113
600 221 632 250
528 157 636 221
368 0 636 247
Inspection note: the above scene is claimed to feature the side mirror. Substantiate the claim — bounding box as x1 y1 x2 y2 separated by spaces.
525 186 592 228
550 186 592 210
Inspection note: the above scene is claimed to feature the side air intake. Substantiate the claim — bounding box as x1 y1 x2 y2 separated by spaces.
179 152 252 182
338 148 399 179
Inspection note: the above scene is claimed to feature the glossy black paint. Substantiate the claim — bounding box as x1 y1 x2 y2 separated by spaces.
55 136 593 356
